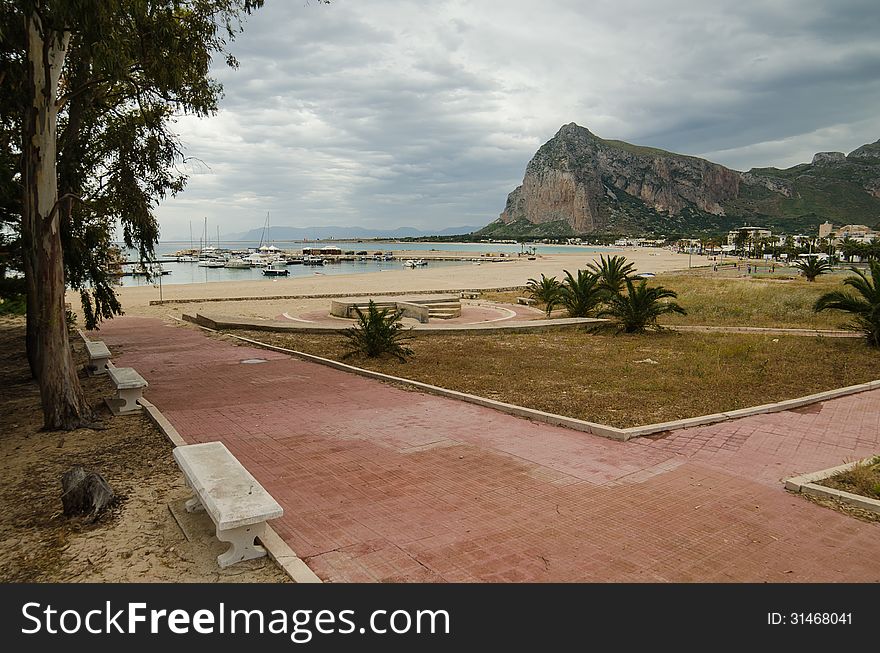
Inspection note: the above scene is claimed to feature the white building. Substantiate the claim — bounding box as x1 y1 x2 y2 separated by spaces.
727 226 771 247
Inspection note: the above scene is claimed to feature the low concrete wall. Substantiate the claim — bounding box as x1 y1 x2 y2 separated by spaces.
151 287 525 306
324 299 432 323
186 312 604 335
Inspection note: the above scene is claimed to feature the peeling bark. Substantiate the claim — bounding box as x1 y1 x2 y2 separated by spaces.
22 12 91 430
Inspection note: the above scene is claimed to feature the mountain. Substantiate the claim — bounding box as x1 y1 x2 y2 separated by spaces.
481 123 880 237
217 225 482 242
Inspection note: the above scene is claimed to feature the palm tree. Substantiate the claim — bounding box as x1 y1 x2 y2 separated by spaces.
342 300 414 361
526 274 562 317
792 256 833 282
587 254 635 295
559 269 606 317
599 278 687 333
814 262 880 347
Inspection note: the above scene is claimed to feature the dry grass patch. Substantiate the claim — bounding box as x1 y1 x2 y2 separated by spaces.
817 456 880 500
232 328 880 429
475 274 858 330
652 273 852 329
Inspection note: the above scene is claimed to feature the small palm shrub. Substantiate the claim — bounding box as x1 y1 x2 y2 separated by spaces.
587 254 635 294
559 269 606 317
792 257 832 282
599 278 687 333
814 262 880 347
343 300 414 361
526 274 562 317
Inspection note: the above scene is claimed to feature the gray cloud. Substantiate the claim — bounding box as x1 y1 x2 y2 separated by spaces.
157 0 880 239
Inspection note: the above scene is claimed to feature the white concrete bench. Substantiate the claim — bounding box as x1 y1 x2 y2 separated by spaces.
84 340 111 376
105 366 147 415
517 296 537 306
173 442 283 568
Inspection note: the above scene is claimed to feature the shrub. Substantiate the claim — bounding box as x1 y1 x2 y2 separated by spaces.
814 261 880 346
342 300 414 361
559 269 606 317
600 278 687 333
526 274 562 317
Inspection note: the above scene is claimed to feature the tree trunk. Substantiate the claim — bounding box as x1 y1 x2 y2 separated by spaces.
22 13 90 430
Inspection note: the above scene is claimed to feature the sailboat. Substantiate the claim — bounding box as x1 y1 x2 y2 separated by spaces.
198 216 225 266
179 220 198 261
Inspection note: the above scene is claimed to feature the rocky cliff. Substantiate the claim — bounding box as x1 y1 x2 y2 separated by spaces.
486 123 880 236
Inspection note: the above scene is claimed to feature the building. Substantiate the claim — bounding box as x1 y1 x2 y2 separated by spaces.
836 224 876 243
302 246 343 256
727 226 771 247
818 222 877 244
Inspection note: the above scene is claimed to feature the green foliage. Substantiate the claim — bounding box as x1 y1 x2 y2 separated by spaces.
792 257 833 281
2 0 279 329
0 275 26 315
526 274 562 317
342 300 414 361
476 218 575 239
814 262 880 347
587 254 635 294
559 269 605 317
600 278 687 333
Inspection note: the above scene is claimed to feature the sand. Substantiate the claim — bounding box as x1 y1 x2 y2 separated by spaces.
92 247 707 319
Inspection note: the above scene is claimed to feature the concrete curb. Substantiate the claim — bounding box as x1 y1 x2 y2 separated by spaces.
150 286 526 306
170 315 880 442
139 397 323 583
784 456 880 514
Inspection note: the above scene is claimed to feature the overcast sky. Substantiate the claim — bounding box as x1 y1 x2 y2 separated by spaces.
158 0 880 240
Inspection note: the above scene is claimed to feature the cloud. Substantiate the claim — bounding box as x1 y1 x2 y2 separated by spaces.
156 0 880 239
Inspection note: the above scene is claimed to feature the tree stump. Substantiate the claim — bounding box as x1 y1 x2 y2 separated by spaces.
61 466 115 519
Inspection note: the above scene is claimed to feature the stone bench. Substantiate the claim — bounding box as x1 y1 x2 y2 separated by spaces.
105 366 147 415
173 442 283 568
517 296 537 306
84 340 112 376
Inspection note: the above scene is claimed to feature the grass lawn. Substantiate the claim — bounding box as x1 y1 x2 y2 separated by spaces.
231 328 880 429
481 270 861 330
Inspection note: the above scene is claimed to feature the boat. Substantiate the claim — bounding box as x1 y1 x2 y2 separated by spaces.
224 257 251 269
403 258 427 268
302 255 325 266
262 261 290 276
198 259 226 268
383 252 394 261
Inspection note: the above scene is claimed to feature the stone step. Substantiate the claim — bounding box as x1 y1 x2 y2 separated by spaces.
429 311 458 319
425 303 461 310
410 297 460 306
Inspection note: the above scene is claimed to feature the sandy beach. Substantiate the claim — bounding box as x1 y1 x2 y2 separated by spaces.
78 247 707 320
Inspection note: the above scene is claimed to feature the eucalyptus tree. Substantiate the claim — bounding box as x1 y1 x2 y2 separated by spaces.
9 0 272 429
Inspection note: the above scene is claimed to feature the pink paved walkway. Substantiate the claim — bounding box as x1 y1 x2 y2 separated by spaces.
98 317 880 582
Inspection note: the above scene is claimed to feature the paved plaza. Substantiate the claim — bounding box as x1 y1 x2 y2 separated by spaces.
98 317 880 582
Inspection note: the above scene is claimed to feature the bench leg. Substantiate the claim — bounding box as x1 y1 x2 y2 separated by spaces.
184 494 205 513
105 388 143 415
216 522 267 568
88 356 109 376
